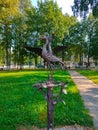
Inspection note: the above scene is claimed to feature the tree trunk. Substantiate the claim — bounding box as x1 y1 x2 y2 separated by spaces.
28 53 32 68
5 24 11 71
19 55 24 70
34 55 38 68
79 52 83 66
87 55 90 67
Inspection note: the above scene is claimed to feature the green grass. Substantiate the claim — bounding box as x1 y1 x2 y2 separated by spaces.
77 70 98 84
0 70 94 130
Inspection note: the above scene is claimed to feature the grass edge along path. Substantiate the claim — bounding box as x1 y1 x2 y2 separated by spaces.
0 70 94 130
77 70 98 84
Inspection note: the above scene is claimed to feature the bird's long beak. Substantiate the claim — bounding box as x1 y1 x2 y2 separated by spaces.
39 35 46 40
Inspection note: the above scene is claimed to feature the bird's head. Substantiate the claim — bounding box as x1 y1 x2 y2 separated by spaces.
40 35 47 40
39 35 52 44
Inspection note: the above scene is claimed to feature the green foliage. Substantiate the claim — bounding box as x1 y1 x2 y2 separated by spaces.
82 17 98 62
68 21 87 63
0 0 32 70
0 0 20 22
29 0 66 42
72 0 98 18
93 2 98 18
21 0 77 64
0 45 5 65
90 19 98 60
68 15 98 64
1 0 98 71
0 0 77 69
0 70 94 129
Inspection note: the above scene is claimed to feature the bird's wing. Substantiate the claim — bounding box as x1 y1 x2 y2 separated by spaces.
53 45 69 54
24 46 42 57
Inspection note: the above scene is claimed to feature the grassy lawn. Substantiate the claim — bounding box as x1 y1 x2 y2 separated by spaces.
77 70 98 84
0 70 94 130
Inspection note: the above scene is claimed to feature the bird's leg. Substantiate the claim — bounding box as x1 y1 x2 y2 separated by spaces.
46 63 50 79
59 62 66 70
51 64 55 78
60 64 63 70
47 62 52 80
47 63 53 80
49 63 55 80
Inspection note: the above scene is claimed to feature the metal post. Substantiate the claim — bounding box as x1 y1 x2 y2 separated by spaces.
47 86 54 130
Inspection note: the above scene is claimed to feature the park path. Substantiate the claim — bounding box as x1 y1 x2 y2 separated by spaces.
69 71 98 130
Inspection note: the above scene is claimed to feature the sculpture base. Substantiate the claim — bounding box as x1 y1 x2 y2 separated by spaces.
33 80 67 130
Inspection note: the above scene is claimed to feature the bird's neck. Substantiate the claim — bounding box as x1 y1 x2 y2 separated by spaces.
48 42 52 54
46 38 49 44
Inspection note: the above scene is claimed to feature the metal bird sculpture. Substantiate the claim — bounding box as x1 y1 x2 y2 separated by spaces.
41 35 65 66
24 45 68 58
24 35 69 70
41 35 67 78
24 41 68 60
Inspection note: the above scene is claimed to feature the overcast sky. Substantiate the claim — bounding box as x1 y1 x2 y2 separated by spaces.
31 0 74 16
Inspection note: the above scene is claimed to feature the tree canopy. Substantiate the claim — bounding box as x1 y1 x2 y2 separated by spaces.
72 0 98 18
0 0 97 70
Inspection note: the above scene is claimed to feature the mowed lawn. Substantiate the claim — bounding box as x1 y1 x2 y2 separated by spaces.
0 70 94 130
77 70 98 84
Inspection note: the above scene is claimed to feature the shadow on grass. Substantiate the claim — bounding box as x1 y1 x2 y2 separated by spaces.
79 86 98 129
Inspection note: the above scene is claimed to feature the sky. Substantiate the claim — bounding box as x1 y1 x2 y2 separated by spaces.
31 0 74 16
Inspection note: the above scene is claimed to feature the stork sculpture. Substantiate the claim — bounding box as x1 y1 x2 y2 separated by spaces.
24 37 69 70
41 35 66 78
41 35 65 65
24 35 68 130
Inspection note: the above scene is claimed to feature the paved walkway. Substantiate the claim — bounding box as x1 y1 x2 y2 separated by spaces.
69 71 98 130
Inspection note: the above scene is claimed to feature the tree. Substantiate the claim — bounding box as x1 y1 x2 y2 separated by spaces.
11 0 33 69
0 0 78 69
0 44 5 65
0 0 20 70
72 0 98 18
0 0 33 70
68 13 98 68
61 14 77 61
26 0 67 66
68 21 87 65
90 19 98 65
26 1 77 64
82 18 95 66
0 0 19 21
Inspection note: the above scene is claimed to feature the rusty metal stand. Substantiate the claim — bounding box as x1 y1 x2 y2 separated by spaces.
47 86 54 130
33 78 67 130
